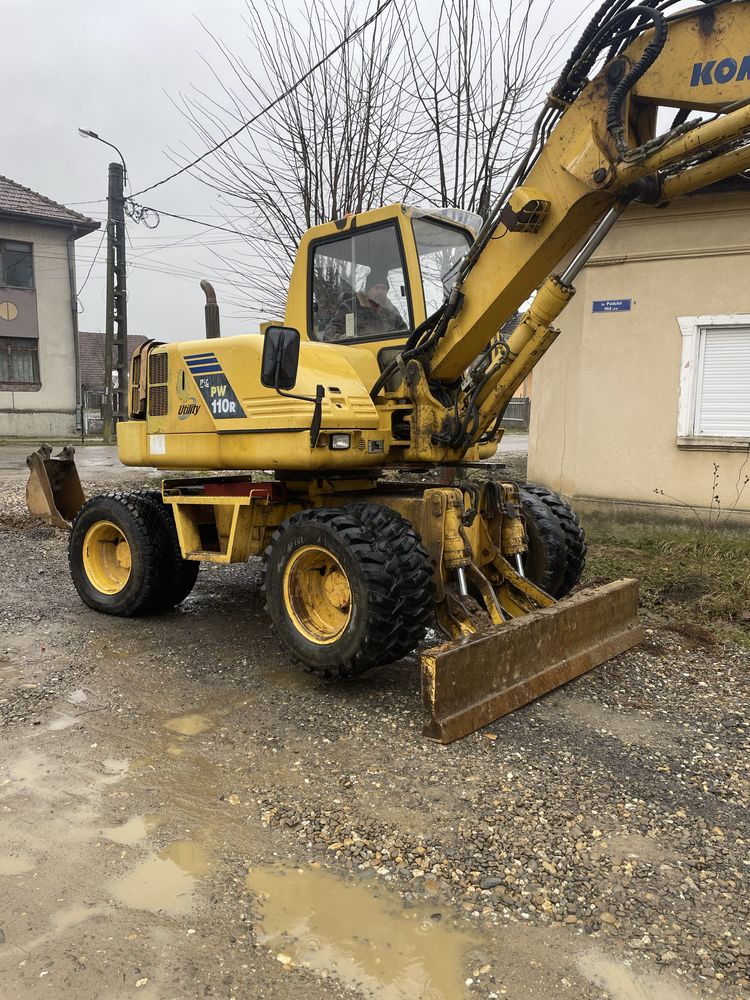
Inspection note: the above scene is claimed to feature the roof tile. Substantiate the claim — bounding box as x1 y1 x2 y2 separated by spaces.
78 331 149 388
0 175 100 230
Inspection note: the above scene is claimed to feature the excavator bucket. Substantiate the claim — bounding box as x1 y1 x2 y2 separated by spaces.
25 444 86 529
421 579 642 743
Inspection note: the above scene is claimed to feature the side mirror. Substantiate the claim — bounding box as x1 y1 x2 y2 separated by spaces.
261 326 300 391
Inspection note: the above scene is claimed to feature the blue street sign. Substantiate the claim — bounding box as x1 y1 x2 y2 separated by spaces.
592 298 632 313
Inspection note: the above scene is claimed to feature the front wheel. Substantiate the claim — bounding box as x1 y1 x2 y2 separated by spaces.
68 493 168 616
263 508 401 678
522 484 586 597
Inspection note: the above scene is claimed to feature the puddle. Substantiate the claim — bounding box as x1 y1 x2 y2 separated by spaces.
101 814 165 846
0 854 34 875
161 839 213 875
48 713 80 731
3 751 50 796
162 695 252 738
579 952 695 1000
2 752 131 802
164 713 214 736
260 666 314 691
247 864 480 999
111 840 211 915
101 757 130 780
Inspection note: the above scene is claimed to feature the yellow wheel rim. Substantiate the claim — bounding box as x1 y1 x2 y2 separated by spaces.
82 520 132 595
282 544 352 645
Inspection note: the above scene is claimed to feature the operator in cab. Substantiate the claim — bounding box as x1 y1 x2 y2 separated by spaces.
320 266 405 341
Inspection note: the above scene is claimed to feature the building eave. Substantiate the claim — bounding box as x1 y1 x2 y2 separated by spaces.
0 210 100 238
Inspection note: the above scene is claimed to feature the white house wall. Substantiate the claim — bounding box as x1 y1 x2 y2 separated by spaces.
0 220 77 437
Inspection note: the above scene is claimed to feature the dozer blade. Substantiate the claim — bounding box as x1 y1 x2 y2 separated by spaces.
25 444 86 529
421 578 643 743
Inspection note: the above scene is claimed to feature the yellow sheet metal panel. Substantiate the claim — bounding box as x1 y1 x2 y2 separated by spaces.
631 1 750 110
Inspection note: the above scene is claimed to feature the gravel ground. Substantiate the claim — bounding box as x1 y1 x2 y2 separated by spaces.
0 455 748 1000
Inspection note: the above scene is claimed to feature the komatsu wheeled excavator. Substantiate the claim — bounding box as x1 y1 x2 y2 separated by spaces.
28 0 750 740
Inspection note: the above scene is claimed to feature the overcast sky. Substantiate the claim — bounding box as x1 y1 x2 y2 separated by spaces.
5 0 592 344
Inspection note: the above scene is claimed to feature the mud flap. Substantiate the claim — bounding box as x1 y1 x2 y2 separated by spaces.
25 444 85 529
421 579 643 743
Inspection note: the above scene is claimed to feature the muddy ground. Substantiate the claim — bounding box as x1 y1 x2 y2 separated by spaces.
0 452 749 1000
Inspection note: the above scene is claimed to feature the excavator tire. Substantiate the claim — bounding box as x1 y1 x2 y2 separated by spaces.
523 484 586 597
69 492 169 617
127 489 200 609
345 503 434 661
517 487 567 597
263 508 401 679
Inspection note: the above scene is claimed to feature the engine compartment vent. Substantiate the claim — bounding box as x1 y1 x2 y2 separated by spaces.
148 385 169 417
149 351 169 386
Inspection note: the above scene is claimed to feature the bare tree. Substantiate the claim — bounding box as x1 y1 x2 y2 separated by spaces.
175 0 572 316
176 0 414 315
398 0 558 218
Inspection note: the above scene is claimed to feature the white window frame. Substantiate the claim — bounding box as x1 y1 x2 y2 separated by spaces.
677 314 750 449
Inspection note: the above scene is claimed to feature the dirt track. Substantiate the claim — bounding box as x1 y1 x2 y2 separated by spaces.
1 457 748 1000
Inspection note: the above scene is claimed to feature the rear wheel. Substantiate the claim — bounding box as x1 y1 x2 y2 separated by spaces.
128 489 200 608
69 493 168 616
263 508 401 678
345 503 434 660
523 484 586 597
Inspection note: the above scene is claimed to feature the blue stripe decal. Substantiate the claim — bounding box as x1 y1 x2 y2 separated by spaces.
186 352 217 361
186 358 221 368
188 366 223 374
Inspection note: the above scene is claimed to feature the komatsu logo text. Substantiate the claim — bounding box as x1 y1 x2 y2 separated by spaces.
691 56 750 87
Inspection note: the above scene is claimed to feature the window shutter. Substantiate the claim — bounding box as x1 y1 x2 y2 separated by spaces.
696 326 750 436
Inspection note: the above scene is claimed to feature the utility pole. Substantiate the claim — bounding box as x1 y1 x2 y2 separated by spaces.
103 161 128 444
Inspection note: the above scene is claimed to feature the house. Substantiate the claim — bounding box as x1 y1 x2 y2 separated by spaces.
0 175 99 437
78 330 148 434
527 183 750 530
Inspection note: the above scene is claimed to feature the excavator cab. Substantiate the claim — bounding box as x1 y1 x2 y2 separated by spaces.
285 204 479 351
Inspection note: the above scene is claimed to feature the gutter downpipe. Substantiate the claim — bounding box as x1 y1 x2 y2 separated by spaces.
66 228 82 434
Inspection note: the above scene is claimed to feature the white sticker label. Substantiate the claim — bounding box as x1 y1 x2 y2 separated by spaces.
345 312 355 338
148 434 166 455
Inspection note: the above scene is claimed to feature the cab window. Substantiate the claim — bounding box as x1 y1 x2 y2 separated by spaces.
412 218 472 315
311 224 410 343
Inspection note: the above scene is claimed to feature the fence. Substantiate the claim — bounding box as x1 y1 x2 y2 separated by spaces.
501 396 531 429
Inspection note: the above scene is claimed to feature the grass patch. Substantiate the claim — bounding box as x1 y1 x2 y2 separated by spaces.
584 531 750 647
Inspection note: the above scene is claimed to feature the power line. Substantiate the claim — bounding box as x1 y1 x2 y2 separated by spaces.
129 0 396 198
131 203 251 236
76 227 107 297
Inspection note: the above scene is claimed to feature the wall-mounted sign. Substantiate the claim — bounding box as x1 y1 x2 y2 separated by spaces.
592 298 632 313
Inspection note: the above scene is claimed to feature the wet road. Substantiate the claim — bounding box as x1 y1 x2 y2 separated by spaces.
0 451 747 1000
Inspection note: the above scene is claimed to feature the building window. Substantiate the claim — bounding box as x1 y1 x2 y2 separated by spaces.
0 337 40 389
677 315 750 444
0 241 34 289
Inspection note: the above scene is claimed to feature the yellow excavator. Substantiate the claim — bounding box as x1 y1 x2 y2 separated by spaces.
28 0 750 740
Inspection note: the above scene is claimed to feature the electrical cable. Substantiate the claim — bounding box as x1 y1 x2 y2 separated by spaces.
76 228 107 297
129 0 396 199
